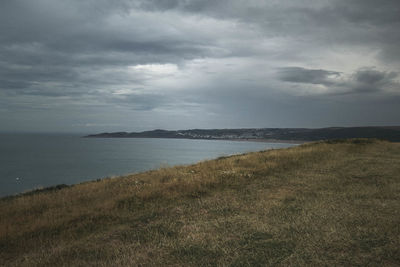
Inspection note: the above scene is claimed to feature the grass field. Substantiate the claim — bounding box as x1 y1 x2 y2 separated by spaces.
1 139 399 266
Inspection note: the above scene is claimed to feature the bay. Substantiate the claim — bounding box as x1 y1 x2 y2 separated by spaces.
0 133 295 197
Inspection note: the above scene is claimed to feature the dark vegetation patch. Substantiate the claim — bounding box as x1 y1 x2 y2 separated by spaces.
233 232 295 266
171 244 223 266
323 138 379 144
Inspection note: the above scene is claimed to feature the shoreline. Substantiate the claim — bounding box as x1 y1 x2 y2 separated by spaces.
220 138 307 144
84 126 400 142
1 138 298 199
86 136 307 144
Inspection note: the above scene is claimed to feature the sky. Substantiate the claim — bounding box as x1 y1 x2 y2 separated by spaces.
1 0 399 133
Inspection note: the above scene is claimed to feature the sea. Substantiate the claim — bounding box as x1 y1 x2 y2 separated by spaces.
0 133 295 197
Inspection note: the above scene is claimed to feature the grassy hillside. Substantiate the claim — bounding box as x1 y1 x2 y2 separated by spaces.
1 139 400 266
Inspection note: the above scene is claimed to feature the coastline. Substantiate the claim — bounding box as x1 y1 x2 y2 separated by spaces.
1 136 295 198
85 135 307 144
84 126 400 142
221 138 307 144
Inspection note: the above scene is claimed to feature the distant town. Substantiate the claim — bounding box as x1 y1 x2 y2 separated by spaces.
86 126 400 142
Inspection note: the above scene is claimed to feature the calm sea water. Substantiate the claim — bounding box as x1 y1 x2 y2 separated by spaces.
0 133 295 197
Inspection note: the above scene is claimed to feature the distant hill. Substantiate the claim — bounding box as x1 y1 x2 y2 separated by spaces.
85 126 400 142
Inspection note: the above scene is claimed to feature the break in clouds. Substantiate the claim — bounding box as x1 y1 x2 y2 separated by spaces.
1 0 400 132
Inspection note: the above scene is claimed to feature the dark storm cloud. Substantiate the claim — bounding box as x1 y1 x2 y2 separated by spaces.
354 69 396 85
277 67 342 86
277 67 399 95
351 68 398 93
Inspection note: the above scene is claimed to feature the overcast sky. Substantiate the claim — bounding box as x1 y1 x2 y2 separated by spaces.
1 0 399 133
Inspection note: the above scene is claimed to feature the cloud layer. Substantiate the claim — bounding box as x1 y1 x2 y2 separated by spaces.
1 0 399 132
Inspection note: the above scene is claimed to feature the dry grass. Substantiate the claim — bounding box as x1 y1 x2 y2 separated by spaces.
1 139 400 266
